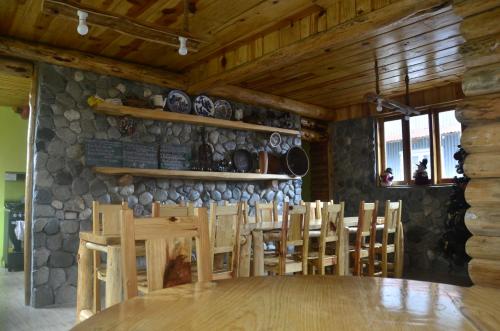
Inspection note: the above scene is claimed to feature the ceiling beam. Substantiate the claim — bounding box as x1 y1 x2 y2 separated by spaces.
0 56 33 79
43 0 205 51
206 85 335 121
0 36 187 90
187 0 451 94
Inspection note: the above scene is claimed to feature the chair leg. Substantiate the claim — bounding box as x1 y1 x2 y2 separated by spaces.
93 251 100 313
105 245 122 308
76 240 93 323
382 249 388 277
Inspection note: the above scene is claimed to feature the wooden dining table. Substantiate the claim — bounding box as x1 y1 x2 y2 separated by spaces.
71 276 500 330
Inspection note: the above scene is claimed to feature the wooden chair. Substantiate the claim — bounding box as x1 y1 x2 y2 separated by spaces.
209 202 244 280
308 202 344 275
304 200 323 238
372 200 403 277
255 201 278 224
91 201 128 313
120 207 212 300
224 200 248 224
352 201 378 276
264 203 310 275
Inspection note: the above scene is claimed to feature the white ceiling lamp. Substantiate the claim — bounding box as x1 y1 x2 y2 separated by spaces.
178 36 188 56
77 10 89 36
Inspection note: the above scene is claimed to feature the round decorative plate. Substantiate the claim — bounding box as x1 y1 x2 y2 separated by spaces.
214 100 232 120
165 90 191 114
269 132 281 147
193 95 215 117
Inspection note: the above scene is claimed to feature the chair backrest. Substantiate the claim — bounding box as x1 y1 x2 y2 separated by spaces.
383 200 402 246
152 201 194 217
92 201 128 236
224 201 248 224
357 201 378 237
120 207 211 299
319 201 344 258
302 200 322 221
280 203 310 275
209 202 244 279
255 201 278 223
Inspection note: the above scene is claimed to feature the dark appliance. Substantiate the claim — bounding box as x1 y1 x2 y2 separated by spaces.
4 202 24 271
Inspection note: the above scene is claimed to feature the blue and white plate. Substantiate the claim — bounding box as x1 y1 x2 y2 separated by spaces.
166 90 191 114
193 95 215 117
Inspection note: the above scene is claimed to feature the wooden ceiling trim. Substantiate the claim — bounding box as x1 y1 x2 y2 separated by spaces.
265 44 462 96
0 56 32 107
288 55 464 101
42 0 205 51
238 10 461 91
453 0 500 18
0 56 33 78
187 0 451 93
206 85 335 121
0 36 187 90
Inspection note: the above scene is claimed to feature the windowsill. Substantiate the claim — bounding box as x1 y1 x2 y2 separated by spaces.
378 183 454 189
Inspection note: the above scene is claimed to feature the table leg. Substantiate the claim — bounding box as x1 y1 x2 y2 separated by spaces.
343 227 350 275
93 251 100 313
252 230 265 276
76 239 93 323
239 235 251 277
105 245 122 308
395 222 404 278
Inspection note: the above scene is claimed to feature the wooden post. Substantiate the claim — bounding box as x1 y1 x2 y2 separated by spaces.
105 245 122 308
454 1 500 289
239 235 251 277
76 240 93 322
252 230 265 276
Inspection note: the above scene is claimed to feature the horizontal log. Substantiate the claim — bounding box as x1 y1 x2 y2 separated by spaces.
300 118 328 131
0 36 187 90
460 122 500 153
301 128 328 142
453 0 500 18
455 92 500 124
460 6 500 41
464 153 500 178
460 33 500 68
469 258 500 288
466 236 500 260
0 56 33 78
462 62 500 96
465 207 500 236
465 178 500 207
205 85 335 121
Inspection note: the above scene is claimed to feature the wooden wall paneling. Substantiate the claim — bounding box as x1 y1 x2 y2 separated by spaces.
309 141 331 201
460 33 500 69
455 1 500 289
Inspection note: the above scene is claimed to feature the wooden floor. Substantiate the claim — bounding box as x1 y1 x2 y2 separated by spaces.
0 269 75 331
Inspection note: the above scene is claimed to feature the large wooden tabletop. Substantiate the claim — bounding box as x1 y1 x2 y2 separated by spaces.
72 276 500 331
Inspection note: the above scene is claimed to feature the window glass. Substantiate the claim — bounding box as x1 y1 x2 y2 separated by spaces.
439 110 462 178
409 115 431 180
383 119 404 181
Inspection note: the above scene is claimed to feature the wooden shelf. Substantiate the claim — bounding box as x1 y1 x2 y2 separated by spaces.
93 167 299 181
93 103 300 136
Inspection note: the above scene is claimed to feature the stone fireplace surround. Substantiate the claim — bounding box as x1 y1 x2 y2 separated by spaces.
30 64 302 307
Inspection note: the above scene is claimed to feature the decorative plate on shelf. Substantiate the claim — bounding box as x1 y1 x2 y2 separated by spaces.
213 100 232 120
166 90 191 114
193 95 215 117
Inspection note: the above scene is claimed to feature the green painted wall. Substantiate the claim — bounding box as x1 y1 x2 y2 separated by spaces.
0 107 28 265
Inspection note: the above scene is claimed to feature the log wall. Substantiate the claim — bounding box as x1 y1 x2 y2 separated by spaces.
455 0 500 288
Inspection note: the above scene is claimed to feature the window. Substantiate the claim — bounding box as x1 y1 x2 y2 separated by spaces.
378 109 462 185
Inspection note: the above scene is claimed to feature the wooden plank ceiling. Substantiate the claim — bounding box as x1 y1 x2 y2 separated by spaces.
0 0 464 112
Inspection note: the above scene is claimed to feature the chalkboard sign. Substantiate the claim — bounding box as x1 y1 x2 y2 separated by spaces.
160 144 191 170
123 142 158 169
85 139 123 167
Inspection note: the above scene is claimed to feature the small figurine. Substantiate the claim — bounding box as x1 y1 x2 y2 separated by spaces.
414 158 431 185
380 168 394 187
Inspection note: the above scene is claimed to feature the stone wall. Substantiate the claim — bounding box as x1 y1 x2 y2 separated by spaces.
31 64 302 307
330 117 469 285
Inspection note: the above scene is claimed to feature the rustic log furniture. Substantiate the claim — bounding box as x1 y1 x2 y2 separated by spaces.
209 202 244 280
351 201 379 276
120 207 211 300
